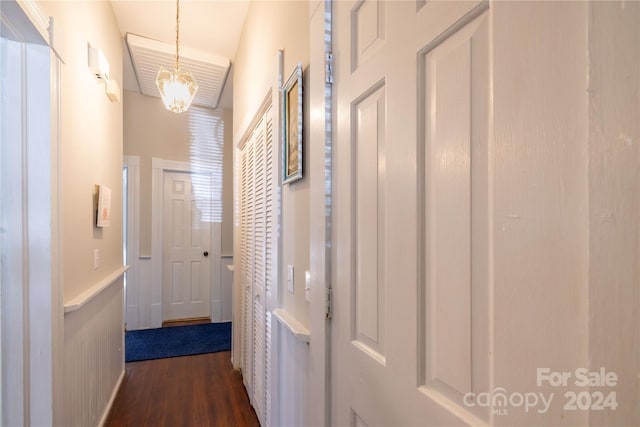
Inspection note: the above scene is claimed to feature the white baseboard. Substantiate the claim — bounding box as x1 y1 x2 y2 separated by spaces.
98 369 125 427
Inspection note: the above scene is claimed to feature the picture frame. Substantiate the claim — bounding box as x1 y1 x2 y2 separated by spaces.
282 62 303 184
96 184 112 227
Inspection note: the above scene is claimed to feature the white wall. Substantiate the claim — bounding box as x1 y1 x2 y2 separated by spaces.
42 0 123 301
232 1 312 424
233 0 311 353
38 0 125 424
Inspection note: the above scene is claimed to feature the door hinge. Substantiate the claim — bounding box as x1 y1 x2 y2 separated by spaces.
326 287 333 319
325 53 333 85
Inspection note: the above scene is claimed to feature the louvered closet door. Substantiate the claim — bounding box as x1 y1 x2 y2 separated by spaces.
263 107 275 427
239 105 277 427
252 116 267 425
240 132 255 395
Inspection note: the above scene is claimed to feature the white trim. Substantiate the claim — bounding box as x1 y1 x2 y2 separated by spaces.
307 1 333 425
123 155 141 330
50 37 64 427
4 1 65 64
272 308 310 343
16 0 49 45
97 370 125 427
122 157 140 240
275 49 284 310
0 1 48 45
151 157 222 327
150 158 164 327
63 266 129 313
271 51 284 427
0 13 62 423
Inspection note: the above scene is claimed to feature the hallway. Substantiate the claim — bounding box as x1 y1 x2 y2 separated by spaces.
2 1 639 425
104 351 259 427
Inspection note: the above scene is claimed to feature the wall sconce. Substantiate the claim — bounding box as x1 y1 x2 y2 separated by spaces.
105 79 120 103
88 43 120 103
88 44 110 80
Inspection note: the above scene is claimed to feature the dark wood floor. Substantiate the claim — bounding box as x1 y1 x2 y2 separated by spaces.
161 317 211 328
105 351 260 427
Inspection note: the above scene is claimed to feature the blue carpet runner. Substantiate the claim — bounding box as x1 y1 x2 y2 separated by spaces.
125 322 232 362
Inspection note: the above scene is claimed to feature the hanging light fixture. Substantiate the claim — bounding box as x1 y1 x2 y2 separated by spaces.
156 0 198 113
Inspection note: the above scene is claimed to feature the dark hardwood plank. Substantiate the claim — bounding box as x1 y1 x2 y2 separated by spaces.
104 351 259 427
161 317 211 328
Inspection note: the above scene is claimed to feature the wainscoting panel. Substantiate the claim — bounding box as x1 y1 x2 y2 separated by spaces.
124 257 139 330
139 258 153 328
276 320 308 427
63 277 124 426
125 256 153 330
220 256 234 322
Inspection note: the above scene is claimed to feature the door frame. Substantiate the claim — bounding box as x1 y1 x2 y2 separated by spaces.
307 1 333 425
151 158 221 327
234 89 275 412
122 155 141 330
0 0 64 424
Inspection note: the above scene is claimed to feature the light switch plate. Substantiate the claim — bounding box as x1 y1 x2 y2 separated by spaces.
305 270 311 302
287 265 294 294
94 249 100 270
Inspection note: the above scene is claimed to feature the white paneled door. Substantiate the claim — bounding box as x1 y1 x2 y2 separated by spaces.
163 171 212 321
333 1 490 425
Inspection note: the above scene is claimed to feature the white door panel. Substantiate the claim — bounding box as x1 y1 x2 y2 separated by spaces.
333 1 489 425
163 171 212 321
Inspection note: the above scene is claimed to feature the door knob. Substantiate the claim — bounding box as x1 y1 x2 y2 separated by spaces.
203 251 209 257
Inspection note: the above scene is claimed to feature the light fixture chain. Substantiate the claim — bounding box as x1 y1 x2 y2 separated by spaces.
175 0 180 70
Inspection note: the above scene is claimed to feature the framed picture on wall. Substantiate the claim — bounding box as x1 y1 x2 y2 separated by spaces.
282 62 303 185
96 184 112 227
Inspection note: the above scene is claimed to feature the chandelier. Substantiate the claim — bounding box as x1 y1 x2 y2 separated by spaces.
156 0 198 113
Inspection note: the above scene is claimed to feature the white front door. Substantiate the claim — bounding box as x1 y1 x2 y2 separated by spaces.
163 171 212 321
333 1 490 425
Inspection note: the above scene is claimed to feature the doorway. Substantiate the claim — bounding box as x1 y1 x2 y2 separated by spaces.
123 156 223 330
0 2 61 423
162 170 213 321
149 158 222 327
